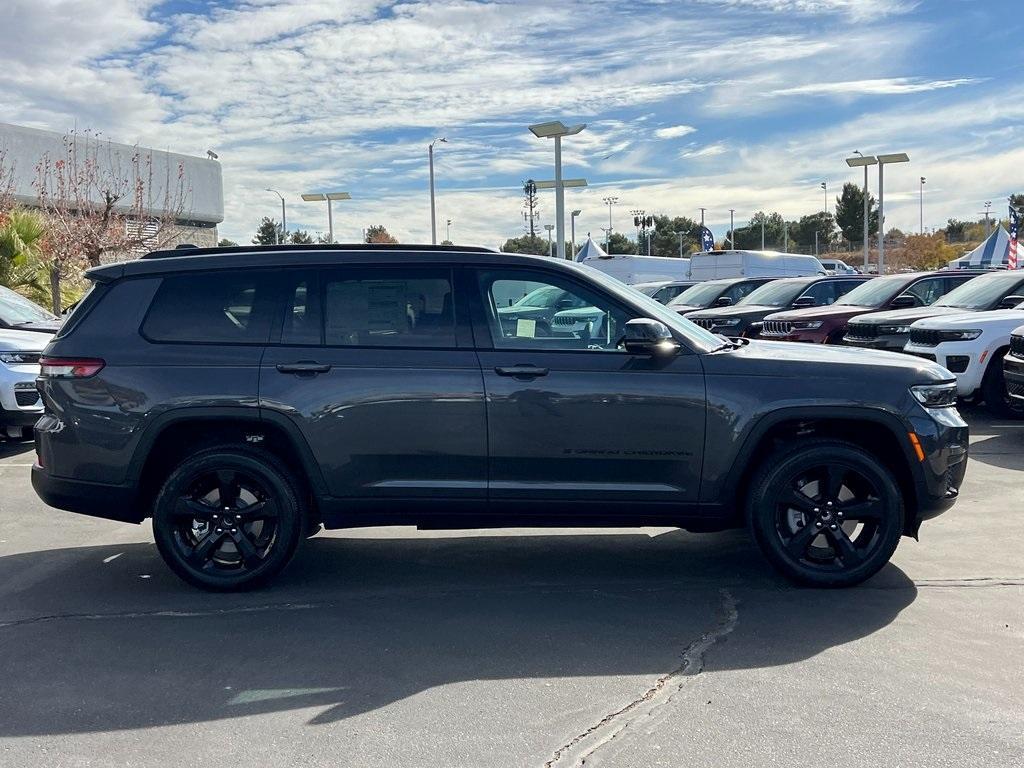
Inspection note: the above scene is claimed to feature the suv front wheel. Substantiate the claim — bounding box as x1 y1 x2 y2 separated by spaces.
152 445 305 590
746 439 904 587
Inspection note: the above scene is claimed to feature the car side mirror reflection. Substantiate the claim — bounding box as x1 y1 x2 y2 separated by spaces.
714 296 733 307
792 296 816 307
622 318 680 356
890 294 917 309
999 294 1024 309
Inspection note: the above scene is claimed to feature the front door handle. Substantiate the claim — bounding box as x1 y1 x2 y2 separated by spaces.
276 362 331 375
494 365 549 378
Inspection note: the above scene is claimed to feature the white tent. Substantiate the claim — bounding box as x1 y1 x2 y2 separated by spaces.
948 225 1012 269
574 235 608 262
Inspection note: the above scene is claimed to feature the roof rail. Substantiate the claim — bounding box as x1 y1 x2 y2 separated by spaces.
141 242 497 259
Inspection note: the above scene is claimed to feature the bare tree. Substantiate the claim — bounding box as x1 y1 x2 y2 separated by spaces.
33 129 191 311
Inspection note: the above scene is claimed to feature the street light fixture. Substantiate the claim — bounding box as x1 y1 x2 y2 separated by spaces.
919 177 926 234
428 137 447 245
875 152 910 273
265 188 286 244
570 209 582 261
729 209 735 249
446 218 453 243
846 152 878 270
821 181 828 214
603 196 618 250
529 120 586 260
301 191 352 244
544 223 555 257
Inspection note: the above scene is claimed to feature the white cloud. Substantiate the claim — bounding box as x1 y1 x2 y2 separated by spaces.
680 143 728 159
654 125 698 139
774 77 981 97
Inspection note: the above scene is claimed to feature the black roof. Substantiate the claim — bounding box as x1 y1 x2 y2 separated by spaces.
141 242 496 259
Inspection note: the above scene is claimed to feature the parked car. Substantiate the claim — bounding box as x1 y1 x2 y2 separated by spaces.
818 258 858 275
844 270 1024 352
32 243 967 591
760 271 983 345
666 277 777 316
0 327 51 439
687 275 871 338
1002 329 1024 405
687 250 824 280
0 285 62 334
495 283 591 336
633 280 698 304
903 306 1024 417
580 253 691 284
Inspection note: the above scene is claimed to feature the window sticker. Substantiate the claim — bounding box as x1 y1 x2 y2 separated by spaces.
516 318 537 338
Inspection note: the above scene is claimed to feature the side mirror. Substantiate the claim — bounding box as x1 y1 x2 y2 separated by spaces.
999 294 1024 309
714 296 733 307
792 295 816 308
890 293 918 309
557 298 575 309
622 318 679 356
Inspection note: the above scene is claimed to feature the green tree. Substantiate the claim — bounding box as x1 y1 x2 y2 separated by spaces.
834 182 878 243
0 208 48 300
649 215 700 257
289 230 313 244
944 219 969 242
730 211 787 250
606 232 637 254
789 212 837 251
217 238 238 247
501 234 549 254
365 225 399 244
252 217 283 245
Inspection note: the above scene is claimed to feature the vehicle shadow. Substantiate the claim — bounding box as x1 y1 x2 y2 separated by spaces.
0 529 917 737
0 438 33 460
959 405 1024 471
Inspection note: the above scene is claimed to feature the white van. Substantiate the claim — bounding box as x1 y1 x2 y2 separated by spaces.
579 254 691 285
818 258 858 274
687 250 825 281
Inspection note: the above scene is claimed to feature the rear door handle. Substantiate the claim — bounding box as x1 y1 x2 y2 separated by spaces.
494 365 549 378
276 362 331 375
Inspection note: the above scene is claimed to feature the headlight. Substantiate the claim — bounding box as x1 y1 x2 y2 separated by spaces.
0 352 36 365
879 325 912 335
910 382 958 408
792 321 823 330
714 318 741 327
940 329 982 342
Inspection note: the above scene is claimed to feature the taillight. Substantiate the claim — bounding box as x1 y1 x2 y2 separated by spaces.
38 357 105 378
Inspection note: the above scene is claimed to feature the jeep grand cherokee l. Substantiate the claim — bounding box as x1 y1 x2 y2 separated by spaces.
32 244 968 591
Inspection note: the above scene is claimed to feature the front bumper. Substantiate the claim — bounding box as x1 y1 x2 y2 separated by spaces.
907 405 969 528
903 341 984 397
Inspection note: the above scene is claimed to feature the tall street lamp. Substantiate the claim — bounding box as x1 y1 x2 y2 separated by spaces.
603 196 618 250
729 209 735 249
821 181 828 214
919 177 926 234
429 137 447 245
846 152 878 271
876 152 910 273
301 191 352 243
529 120 586 261
446 219 453 243
570 209 581 260
265 188 287 244
544 223 555 257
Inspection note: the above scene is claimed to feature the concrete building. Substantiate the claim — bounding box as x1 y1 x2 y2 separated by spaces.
0 122 223 251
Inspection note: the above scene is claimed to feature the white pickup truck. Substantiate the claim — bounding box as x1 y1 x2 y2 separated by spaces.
903 305 1024 417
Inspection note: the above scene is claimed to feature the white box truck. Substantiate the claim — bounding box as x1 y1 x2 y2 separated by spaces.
578 254 691 284
687 250 825 280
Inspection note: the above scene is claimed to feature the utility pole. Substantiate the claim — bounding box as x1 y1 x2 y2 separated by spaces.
428 137 447 245
728 209 735 249
919 177 926 234
602 197 618 250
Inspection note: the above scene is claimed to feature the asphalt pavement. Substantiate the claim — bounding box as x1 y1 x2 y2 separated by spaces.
0 407 1020 767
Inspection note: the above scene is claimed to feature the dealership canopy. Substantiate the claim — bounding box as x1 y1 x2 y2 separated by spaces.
948 225 1012 269
574 235 609 262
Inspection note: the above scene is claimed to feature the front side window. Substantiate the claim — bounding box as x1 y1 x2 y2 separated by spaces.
143 272 273 343
904 277 947 306
322 268 455 348
724 280 765 304
478 271 632 351
739 279 809 307
798 280 842 306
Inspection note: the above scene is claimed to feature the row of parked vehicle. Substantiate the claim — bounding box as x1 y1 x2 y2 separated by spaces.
0 286 63 439
633 267 1024 417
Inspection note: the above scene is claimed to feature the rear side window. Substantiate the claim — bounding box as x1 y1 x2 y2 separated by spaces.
322 268 455 348
142 273 275 344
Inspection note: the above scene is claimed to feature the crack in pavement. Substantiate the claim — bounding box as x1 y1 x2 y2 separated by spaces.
0 602 320 629
544 588 739 768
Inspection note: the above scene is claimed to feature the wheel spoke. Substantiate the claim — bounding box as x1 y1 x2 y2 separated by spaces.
217 470 240 508
822 465 846 501
782 487 817 514
172 497 214 520
785 522 819 559
230 528 263 570
826 526 861 566
236 499 278 521
189 529 225 566
839 498 884 520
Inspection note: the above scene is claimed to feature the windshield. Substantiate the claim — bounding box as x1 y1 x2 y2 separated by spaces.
511 285 565 309
0 286 57 323
738 279 809 307
934 274 1024 310
668 281 730 307
634 284 662 297
835 276 909 307
572 262 725 352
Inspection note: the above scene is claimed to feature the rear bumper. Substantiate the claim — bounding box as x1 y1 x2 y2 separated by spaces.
31 464 143 524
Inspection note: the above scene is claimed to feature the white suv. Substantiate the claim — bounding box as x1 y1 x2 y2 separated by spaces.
903 306 1024 417
0 328 51 439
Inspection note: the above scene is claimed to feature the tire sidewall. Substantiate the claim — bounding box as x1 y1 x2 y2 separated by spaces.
152 447 304 591
747 442 904 587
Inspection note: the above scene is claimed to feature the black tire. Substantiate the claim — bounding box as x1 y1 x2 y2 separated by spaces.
980 350 1024 419
746 439 904 588
152 445 305 591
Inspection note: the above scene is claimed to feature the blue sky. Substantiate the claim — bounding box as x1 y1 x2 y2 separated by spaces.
3 0 1022 246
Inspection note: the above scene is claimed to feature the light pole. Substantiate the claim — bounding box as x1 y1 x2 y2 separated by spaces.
529 120 586 261
699 207 706 226
919 177 926 234
876 152 910 274
760 217 765 250
676 231 687 258
981 201 993 234
536 179 587 253
821 181 828 214
603 196 618 250
446 218 453 243
570 209 581 260
265 188 286 244
301 191 351 243
728 209 735 249
846 152 878 271
428 137 447 245
544 223 554 257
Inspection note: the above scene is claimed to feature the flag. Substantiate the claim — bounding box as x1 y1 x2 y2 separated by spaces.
700 226 715 252
1010 205 1020 270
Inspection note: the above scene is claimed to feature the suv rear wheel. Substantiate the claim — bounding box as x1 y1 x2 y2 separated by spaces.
152 445 305 590
746 439 903 587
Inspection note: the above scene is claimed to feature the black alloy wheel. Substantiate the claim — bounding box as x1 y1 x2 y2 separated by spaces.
747 439 903 587
981 351 1024 419
153 446 304 590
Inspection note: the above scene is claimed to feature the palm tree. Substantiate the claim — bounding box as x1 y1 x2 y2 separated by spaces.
0 207 49 305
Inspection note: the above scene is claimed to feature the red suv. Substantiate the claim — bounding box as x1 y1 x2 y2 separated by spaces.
759 271 984 344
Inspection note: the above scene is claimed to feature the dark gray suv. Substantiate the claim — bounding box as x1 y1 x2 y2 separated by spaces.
31 245 968 590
